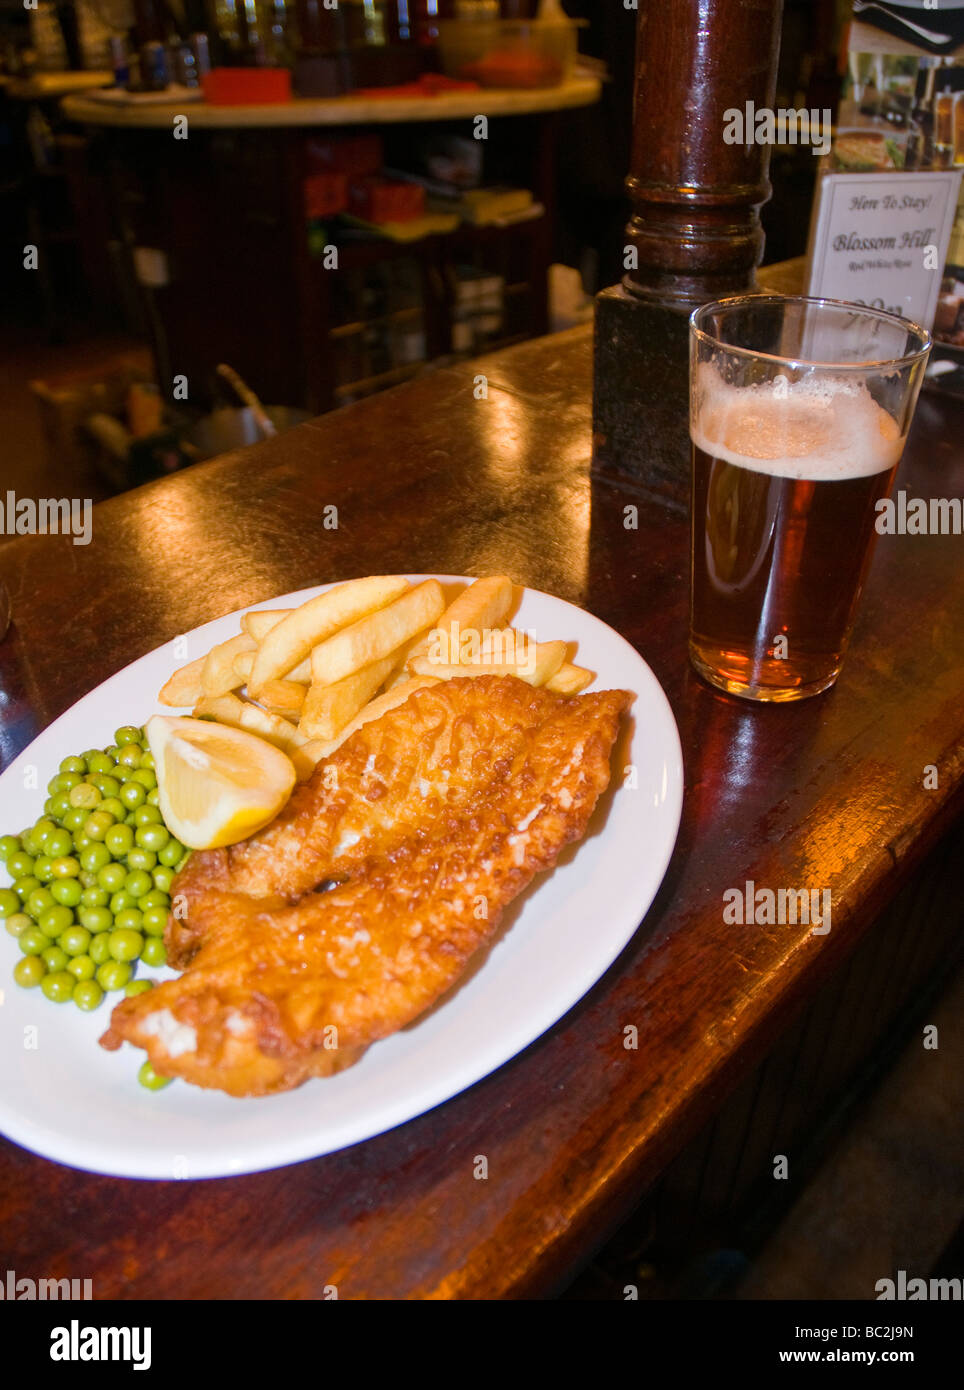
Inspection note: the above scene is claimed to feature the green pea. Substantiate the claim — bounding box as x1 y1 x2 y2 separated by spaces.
0 887 20 917
49 793 72 820
99 796 125 822
6 851 34 879
25 830 48 860
119 781 146 810
110 926 143 959
51 850 83 878
115 725 143 747
25 889 55 921
47 828 73 858
152 866 174 892
19 926 52 955
80 906 113 935
43 797 59 817
6 911 32 938
104 823 134 858
131 768 157 790
12 876 40 900
51 878 83 907
73 979 104 1011
139 889 170 911
36 856 59 883
138 1060 172 1091
117 746 143 771
84 810 115 841
109 891 135 915
42 946 69 973
55 771 82 793
80 886 108 908
141 906 168 937
133 804 161 827
59 924 91 956
136 823 169 853
32 818 57 846
0 834 20 862
140 750 155 770
39 906 74 938
71 834 92 854
141 936 166 968
105 745 121 762
61 807 87 833
13 955 46 988
68 782 101 810
86 751 115 775
96 959 132 991
50 855 80 879
125 978 154 998
97 862 128 893
123 870 152 900
41 970 75 1003
79 844 109 874
45 822 70 856
67 954 96 982
60 755 87 775
156 839 181 868
90 773 121 797
89 931 112 965
32 856 54 883
146 789 161 807
124 813 137 826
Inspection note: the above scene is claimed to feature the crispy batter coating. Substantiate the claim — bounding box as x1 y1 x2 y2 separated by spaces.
100 677 629 1096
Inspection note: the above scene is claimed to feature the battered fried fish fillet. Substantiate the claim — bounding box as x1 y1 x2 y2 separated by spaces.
100 676 630 1096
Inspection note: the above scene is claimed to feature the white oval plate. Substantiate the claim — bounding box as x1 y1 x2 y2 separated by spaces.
0 577 682 1179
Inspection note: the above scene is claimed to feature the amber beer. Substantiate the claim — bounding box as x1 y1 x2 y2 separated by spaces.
690 371 904 698
688 296 930 701
691 298 933 700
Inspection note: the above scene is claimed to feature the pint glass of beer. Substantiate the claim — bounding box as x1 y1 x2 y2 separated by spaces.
689 296 931 701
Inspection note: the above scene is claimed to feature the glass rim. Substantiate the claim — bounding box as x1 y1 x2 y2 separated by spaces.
689 294 932 372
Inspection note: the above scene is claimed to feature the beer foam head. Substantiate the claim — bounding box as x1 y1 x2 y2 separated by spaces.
692 363 903 481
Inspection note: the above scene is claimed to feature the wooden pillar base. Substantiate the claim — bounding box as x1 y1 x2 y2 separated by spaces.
591 285 691 511
591 0 784 504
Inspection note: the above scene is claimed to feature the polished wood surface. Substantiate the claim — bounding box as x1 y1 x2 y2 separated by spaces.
625 0 784 304
1 325 962 1298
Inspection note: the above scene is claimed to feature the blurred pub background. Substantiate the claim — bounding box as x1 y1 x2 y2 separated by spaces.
2 0 836 501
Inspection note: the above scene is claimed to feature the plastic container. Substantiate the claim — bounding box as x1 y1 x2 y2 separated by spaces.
202 68 292 106
437 18 578 89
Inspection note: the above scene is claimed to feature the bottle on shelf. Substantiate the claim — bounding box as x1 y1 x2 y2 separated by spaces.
935 84 954 163
906 59 935 170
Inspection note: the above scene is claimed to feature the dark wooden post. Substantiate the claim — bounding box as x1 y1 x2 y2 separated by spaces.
592 0 785 507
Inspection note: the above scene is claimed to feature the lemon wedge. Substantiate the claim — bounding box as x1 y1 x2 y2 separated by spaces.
145 715 296 850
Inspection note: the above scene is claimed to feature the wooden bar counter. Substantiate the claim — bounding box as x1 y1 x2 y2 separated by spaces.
0 321 962 1299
